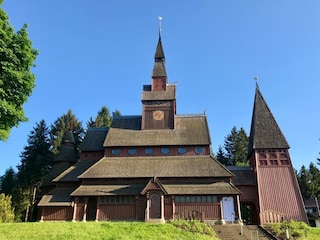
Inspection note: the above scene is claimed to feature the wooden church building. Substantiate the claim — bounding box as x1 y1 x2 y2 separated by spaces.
38 31 308 225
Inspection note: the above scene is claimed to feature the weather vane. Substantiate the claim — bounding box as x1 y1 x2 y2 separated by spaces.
158 16 163 32
254 76 258 82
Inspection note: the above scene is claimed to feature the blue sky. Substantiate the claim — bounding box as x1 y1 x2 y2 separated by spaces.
0 1 319 176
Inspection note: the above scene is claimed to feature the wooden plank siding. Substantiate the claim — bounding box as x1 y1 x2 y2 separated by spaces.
98 204 136 221
175 203 221 220
75 203 85 221
42 207 73 221
257 165 308 223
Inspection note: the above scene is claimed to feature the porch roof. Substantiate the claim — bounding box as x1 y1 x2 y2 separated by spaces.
163 182 241 195
71 184 146 196
38 187 75 207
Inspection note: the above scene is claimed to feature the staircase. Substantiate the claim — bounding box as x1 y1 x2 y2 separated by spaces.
211 224 277 240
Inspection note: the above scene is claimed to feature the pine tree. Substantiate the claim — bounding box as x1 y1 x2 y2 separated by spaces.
216 145 230 165
15 120 53 221
86 107 121 129
297 165 312 199
0 167 16 196
50 110 84 156
296 163 320 200
223 126 249 166
95 106 112 127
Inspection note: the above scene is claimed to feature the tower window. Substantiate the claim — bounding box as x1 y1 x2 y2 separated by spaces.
128 148 136 155
145 148 153 155
270 160 278 165
260 160 268 165
178 147 186 154
195 147 203 154
112 149 120 156
161 147 169 155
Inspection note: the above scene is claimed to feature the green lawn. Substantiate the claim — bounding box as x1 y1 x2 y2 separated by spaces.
0 222 218 240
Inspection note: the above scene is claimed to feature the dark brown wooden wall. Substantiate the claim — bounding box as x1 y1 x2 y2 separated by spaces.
42 207 73 221
175 203 221 220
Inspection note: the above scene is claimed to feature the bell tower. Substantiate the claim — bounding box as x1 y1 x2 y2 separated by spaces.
141 21 176 130
248 83 308 224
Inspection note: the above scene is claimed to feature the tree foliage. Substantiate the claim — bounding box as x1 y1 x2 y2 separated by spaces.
0 167 16 196
0 1 38 141
16 120 53 188
14 120 53 221
0 193 14 223
50 110 84 156
217 126 249 166
216 145 230 165
296 163 320 199
86 106 121 128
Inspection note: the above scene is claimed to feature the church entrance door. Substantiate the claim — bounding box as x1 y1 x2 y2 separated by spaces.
222 197 235 222
150 194 161 219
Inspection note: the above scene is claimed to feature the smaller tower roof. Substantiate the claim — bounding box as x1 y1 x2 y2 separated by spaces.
152 34 167 77
248 84 289 155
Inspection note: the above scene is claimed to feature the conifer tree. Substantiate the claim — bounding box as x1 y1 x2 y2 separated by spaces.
50 110 84 156
223 126 249 166
0 1 38 141
86 107 121 129
15 120 53 221
216 145 230 165
0 167 16 196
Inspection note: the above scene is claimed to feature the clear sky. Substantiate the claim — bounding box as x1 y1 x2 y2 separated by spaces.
0 1 319 176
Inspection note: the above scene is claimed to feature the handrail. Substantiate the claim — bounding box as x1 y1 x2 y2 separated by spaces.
258 225 278 240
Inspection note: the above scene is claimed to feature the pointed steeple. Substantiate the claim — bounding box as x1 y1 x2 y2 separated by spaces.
248 84 289 155
152 33 167 78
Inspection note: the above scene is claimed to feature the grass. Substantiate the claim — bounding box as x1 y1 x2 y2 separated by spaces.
267 220 320 240
0 221 218 240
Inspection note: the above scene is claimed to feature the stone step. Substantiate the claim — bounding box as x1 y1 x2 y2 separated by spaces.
211 224 276 240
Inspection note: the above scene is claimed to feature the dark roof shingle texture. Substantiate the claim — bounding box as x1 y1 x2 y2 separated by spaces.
80 128 109 151
163 182 240 195
104 115 210 147
71 184 146 196
142 84 175 101
248 86 289 155
226 166 257 185
38 187 75 206
53 160 96 182
79 155 232 179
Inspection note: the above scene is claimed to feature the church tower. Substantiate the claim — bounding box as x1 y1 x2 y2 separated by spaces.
141 32 176 130
248 84 308 223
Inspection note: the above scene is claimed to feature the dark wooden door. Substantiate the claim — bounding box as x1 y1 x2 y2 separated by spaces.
150 194 161 218
87 197 97 221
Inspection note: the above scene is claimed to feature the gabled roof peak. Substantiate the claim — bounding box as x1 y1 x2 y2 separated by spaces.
248 84 289 156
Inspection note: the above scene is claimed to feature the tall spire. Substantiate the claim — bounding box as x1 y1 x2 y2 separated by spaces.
248 84 289 156
152 16 166 78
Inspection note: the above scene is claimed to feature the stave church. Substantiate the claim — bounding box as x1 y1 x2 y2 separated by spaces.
38 27 308 225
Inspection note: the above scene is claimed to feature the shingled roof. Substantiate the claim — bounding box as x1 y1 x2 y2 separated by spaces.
80 128 109 151
53 160 96 182
142 84 175 101
79 155 233 179
152 35 166 77
38 187 75 207
71 184 146 196
163 182 240 195
226 166 257 185
104 115 211 147
248 84 289 156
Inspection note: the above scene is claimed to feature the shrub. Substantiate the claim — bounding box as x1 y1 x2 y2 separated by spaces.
0 193 15 223
268 220 309 239
168 219 215 236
